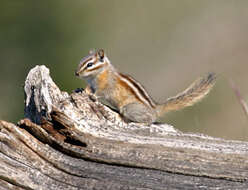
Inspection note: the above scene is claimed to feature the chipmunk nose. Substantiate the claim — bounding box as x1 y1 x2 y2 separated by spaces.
75 70 79 76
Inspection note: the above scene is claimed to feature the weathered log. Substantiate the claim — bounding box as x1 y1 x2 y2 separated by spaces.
0 65 248 189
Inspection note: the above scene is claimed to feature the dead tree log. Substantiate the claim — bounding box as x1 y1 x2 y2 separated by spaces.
0 65 248 189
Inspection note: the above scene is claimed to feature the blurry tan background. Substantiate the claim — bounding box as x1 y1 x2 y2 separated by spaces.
1 0 248 141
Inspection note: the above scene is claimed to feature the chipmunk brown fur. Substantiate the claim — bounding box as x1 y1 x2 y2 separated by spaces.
75 49 216 124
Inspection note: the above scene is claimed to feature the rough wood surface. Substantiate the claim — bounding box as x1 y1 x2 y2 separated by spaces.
0 65 248 189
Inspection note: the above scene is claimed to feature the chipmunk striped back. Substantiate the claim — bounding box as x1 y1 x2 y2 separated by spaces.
117 73 156 109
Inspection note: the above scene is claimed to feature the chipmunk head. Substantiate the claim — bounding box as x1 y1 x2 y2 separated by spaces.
75 49 110 79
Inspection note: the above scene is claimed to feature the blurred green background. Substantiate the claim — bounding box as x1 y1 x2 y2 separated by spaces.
1 0 248 141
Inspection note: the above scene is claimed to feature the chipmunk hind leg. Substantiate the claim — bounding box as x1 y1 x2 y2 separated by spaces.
120 103 157 124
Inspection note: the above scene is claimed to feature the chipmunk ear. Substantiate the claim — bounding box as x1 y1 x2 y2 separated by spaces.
89 49 95 54
98 49 105 60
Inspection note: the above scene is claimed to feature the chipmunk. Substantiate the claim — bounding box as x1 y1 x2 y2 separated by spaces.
75 49 216 124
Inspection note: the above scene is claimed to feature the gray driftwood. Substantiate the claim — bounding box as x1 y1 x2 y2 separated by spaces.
0 65 248 190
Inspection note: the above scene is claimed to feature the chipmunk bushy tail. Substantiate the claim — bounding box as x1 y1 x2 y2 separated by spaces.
156 73 216 117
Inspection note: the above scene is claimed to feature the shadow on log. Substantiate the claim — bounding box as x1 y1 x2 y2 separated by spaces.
0 65 248 189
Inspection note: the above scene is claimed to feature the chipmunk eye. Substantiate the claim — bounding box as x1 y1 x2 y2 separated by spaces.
87 62 93 68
